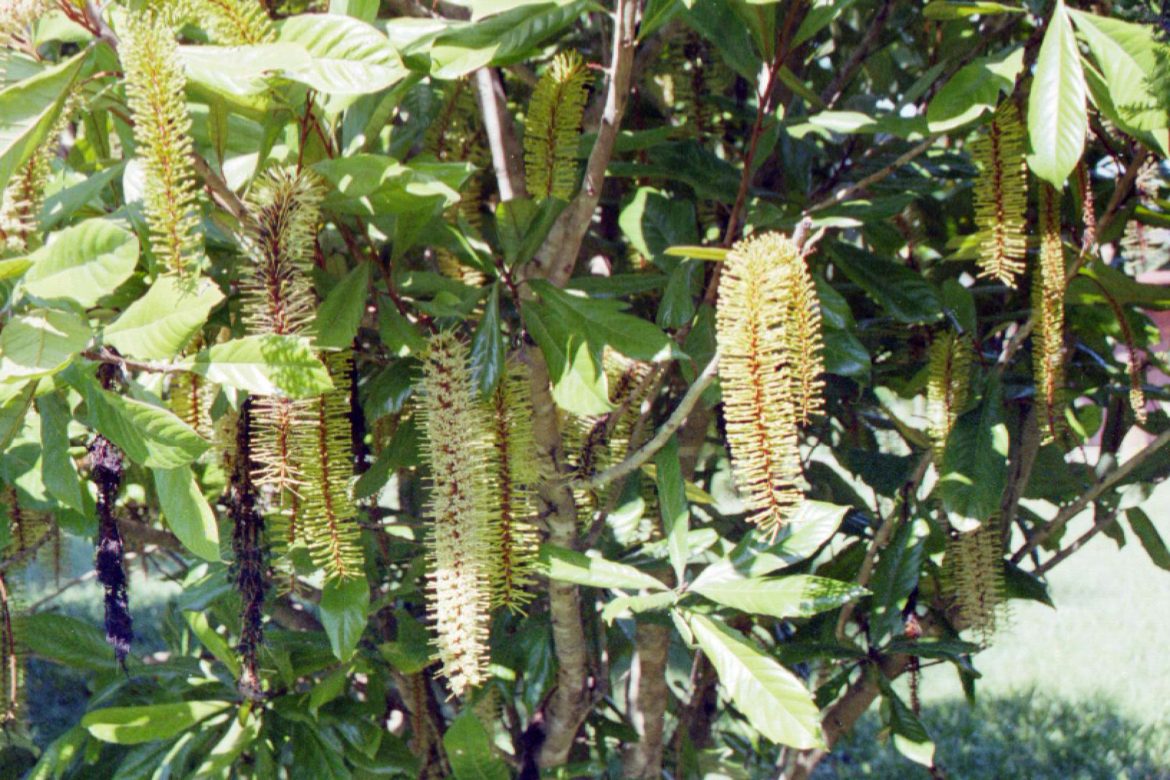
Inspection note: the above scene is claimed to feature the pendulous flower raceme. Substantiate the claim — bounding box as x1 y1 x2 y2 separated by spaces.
524 50 591 201
716 232 824 537
119 12 204 278
970 101 1028 288
418 331 494 696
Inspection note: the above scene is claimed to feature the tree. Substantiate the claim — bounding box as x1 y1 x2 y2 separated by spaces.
0 0 1167 777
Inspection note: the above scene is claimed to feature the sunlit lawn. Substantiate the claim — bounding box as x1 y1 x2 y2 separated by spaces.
819 484 1170 779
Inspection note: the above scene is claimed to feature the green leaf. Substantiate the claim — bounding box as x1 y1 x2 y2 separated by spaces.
182 335 333 398
523 302 613 416
869 518 930 644
378 610 432 674
816 277 870 381
938 379 1009 530
83 383 209 468
15 612 124 672
0 51 87 195
664 245 729 262
0 309 90 383
314 155 462 218
428 0 589 79
104 276 224 360
184 611 240 678
276 15 408 96
658 259 701 329
691 574 867 620
1003 560 1054 607
1068 260 1170 310
687 612 824 749
1068 10 1167 134
1026 0 1087 187
926 48 1023 132
600 591 679 624
923 2 1025 20
37 393 86 512
21 220 138 307
320 575 370 662
82 701 232 745
827 243 942 324
0 256 31 280
1127 507 1170 572
0 383 35 453
315 263 370 349
698 501 849 582
878 678 935 767
655 435 689 583
192 711 261 779
539 544 667 591
618 187 698 265
308 667 349 715
528 279 679 363
442 712 510 780
154 466 222 562
470 284 505 398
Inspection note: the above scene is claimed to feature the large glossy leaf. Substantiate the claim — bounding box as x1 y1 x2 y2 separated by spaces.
82 701 232 745
687 612 824 749
469 284 504 398
320 575 370 662
21 220 138 307
0 382 35 452
1127 507 1170 572
182 336 334 398
313 155 462 217
618 187 698 265
1068 10 1167 135
83 383 209 468
698 501 849 583
277 15 408 96
104 276 223 360
938 379 1009 530
692 573 867 619
827 243 942 324
816 277 870 380
443 712 510 780
539 544 667 591
879 678 935 767
523 301 613 415
1026 0 1086 187
528 279 679 363
428 0 589 79
0 51 86 194
926 48 1023 132
37 393 85 512
15 612 124 672
656 436 689 583
192 712 262 778
154 466 222 562
0 309 89 383
869 518 930 644
315 262 370 349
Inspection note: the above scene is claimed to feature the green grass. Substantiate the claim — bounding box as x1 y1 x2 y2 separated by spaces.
820 485 1170 778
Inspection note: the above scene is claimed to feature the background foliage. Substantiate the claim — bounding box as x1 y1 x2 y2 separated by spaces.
1 0 1169 778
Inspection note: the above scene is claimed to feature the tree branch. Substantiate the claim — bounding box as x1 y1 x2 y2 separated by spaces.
804 135 940 215
569 349 720 493
473 68 527 201
1011 426 1170 564
525 348 592 768
529 0 641 288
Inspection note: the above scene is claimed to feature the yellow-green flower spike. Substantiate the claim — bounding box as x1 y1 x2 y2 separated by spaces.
945 518 1006 647
418 331 493 696
971 102 1028 287
1034 183 1066 444
487 359 540 613
716 232 824 537
120 13 204 278
293 351 364 583
927 331 973 462
198 0 275 45
524 50 590 201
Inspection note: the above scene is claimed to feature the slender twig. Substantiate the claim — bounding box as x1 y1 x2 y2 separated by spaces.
805 135 941 215
190 153 247 221
81 349 185 375
1011 426 1170 564
569 350 720 492
819 0 893 108
1033 508 1119 576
